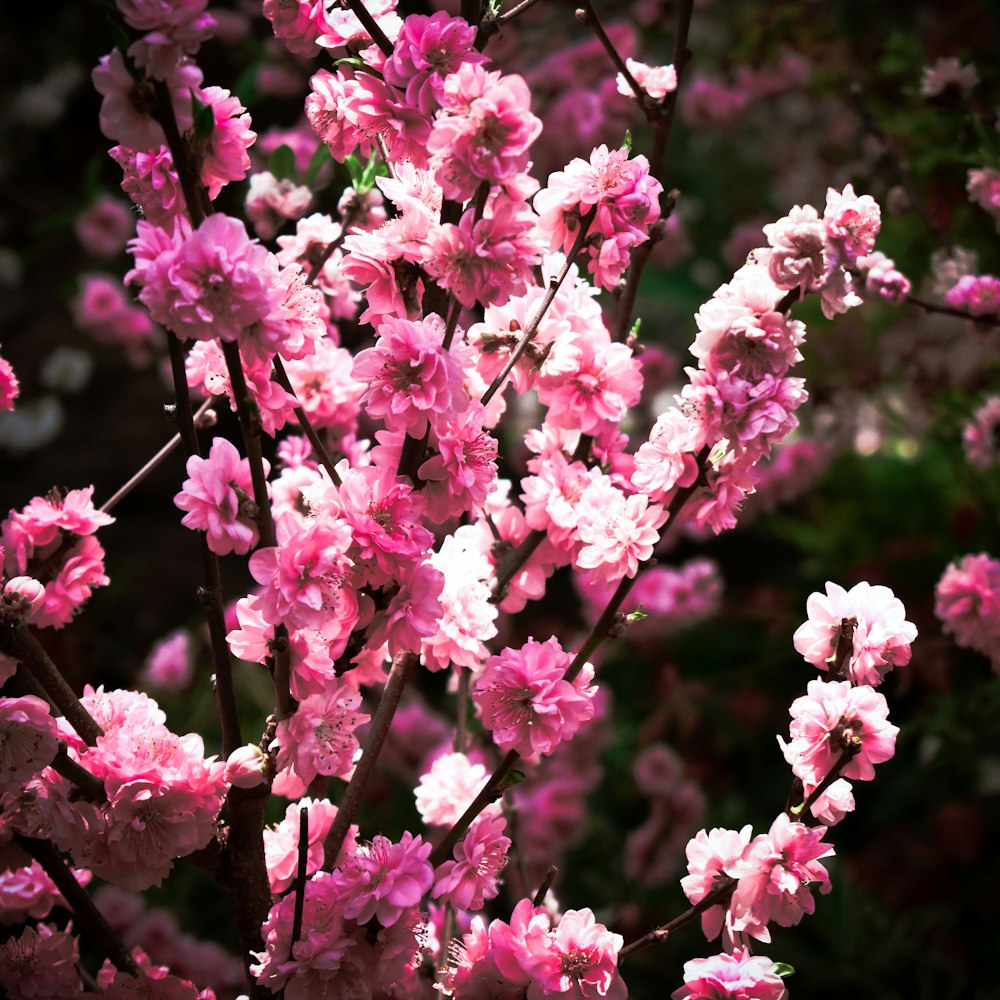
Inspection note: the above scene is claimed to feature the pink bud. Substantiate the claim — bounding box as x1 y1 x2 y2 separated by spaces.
1 577 47 620
225 744 268 788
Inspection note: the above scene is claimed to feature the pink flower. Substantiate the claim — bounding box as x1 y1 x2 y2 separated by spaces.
631 409 703 502
860 251 911 304
945 274 1000 318
823 184 881 265
251 872 358 995
0 696 60 794
779 679 898 785
762 205 838 291
383 11 486 116
0 347 19 412
418 403 499 522
248 511 357 633
0 923 80 999
352 313 469 436
535 144 663 290
110 145 184 228
245 171 313 239
964 397 1000 470
792 581 917 686
537 338 644 436
333 831 433 927
728 814 833 942
433 803 510 911
274 682 369 786
967 166 1000 231
74 195 134 257
92 49 201 149
335 464 434 589
134 214 271 343
415 751 489 827
120 0 215 79
574 481 667 584
141 630 193 693
672 947 787 1000
935 553 1000 671
174 436 267 556
428 64 542 201
920 56 979 98
198 85 256 199
263 797 352 894
526 908 626 1000
616 59 678 101
474 637 596 759
680 826 754 941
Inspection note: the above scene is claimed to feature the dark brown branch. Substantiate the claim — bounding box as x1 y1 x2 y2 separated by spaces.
16 834 141 977
344 0 394 58
290 805 310 947
0 622 103 746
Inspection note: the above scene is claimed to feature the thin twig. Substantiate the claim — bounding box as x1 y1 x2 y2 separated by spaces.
575 2 650 111
481 206 597 405
532 865 558 906
100 398 215 514
323 651 417 864
271 356 343 488
619 877 737 959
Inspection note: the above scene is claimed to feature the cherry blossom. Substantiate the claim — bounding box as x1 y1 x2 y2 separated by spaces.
474 637 596 759
792 581 917 686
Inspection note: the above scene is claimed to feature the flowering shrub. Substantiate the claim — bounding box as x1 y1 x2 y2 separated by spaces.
1 0 998 998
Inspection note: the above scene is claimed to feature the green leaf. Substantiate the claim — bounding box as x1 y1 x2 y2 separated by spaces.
344 153 364 190
191 91 215 147
774 963 795 978
268 144 298 184
500 770 526 790
623 129 633 153
303 143 331 186
629 317 642 339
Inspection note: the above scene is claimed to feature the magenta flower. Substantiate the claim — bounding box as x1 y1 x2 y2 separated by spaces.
935 553 1000 672
0 923 80 999
333 831 433 927
962 397 1000 469
526 908 627 1000
433 803 510 911
352 313 469 436
248 512 357 633
274 683 369 786
174 436 266 556
474 636 596 758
